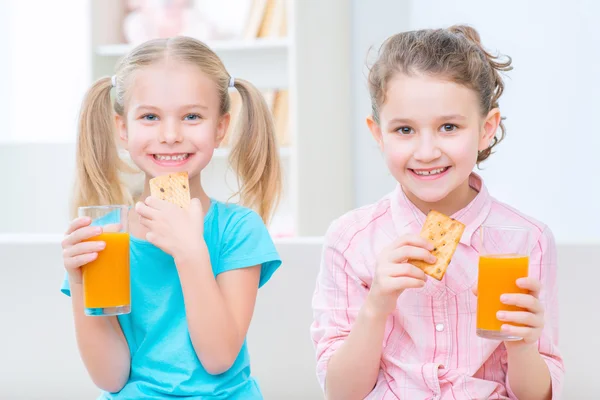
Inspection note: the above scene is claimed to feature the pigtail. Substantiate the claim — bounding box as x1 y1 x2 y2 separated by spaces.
71 77 133 217
228 78 282 224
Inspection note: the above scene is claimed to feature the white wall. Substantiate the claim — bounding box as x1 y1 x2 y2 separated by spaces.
2 0 90 143
351 0 600 245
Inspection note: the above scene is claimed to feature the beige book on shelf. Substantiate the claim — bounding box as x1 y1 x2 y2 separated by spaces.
243 0 269 39
257 0 286 38
262 90 276 111
272 90 290 146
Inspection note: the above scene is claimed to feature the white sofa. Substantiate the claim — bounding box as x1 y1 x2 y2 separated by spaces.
0 239 597 399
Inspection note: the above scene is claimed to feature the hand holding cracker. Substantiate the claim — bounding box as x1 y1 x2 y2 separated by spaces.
149 172 191 209
410 210 465 280
365 234 436 316
136 172 205 259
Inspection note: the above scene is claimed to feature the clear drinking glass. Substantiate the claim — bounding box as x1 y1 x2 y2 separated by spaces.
78 205 131 316
476 225 531 341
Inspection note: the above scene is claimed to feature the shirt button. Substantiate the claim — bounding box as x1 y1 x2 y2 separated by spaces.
435 323 444 332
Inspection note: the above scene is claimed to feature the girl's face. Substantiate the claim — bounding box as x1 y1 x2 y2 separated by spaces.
116 60 229 181
368 73 500 213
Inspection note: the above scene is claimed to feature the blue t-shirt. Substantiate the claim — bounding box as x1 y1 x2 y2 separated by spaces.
61 200 281 399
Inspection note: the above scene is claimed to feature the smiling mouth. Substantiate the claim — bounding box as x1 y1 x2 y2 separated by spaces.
152 153 190 161
410 167 450 176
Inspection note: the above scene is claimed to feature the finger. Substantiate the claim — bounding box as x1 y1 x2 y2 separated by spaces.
500 324 538 339
62 225 103 249
65 217 92 235
516 277 541 297
136 201 158 220
65 252 98 270
471 285 478 297
389 246 436 264
497 310 543 328
388 234 434 252
145 195 174 211
63 241 106 259
385 263 428 281
500 293 543 314
139 215 153 230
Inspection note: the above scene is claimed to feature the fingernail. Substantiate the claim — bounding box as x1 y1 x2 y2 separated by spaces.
94 227 102 234
516 278 526 286
501 324 510 332
500 294 509 303
496 311 506 320
98 242 106 249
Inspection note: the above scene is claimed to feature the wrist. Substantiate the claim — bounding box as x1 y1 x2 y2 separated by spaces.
505 339 538 355
363 293 395 322
174 241 209 267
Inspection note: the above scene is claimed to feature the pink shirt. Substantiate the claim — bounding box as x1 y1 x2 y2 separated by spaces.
311 173 563 399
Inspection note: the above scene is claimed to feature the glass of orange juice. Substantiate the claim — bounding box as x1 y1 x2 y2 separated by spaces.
78 205 131 316
476 225 530 341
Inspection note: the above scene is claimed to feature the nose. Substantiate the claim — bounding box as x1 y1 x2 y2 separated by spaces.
159 119 183 145
413 133 442 162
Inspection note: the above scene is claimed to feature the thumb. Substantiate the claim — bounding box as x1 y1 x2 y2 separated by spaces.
190 198 203 213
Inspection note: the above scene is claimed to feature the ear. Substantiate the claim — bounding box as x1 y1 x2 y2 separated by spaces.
479 108 501 152
115 114 128 149
215 112 231 148
366 115 384 151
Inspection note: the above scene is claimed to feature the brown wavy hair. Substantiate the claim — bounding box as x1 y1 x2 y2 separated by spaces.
367 25 513 164
72 37 281 223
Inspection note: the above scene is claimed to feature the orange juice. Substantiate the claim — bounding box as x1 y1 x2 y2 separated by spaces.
82 232 130 309
476 254 529 332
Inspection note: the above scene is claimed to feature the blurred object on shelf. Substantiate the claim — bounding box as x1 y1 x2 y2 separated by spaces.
221 89 289 148
192 0 254 40
124 0 215 44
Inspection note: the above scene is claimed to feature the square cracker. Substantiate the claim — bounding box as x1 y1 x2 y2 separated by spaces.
149 172 191 209
410 210 466 280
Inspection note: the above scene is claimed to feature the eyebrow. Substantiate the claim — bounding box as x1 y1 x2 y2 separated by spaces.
133 104 209 113
389 114 467 124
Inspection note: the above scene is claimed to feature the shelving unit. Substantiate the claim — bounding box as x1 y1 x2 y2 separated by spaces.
0 0 352 240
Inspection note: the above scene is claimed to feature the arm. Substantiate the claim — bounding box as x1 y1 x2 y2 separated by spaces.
503 227 564 399
61 217 130 393
175 245 261 375
323 302 389 400
69 280 130 393
311 223 431 400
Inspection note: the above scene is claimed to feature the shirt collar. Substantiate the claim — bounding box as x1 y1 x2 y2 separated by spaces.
390 172 492 246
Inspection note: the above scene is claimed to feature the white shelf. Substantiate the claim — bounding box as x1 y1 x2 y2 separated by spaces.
96 38 290 57
94 38 290 90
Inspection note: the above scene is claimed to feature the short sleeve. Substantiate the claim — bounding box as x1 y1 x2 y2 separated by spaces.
215 210 281 288
60 272 71 297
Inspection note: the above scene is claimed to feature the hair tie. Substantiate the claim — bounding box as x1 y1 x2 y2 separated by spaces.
228 76 235 88
111 75 117 88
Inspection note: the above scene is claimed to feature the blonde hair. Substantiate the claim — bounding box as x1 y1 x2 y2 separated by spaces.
367 25 513 164
72 37 282 223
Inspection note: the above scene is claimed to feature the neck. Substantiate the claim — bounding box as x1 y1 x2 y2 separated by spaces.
404 175 478 217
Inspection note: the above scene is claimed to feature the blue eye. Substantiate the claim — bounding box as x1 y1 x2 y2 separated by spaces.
141 114 158 121
396 126 414 135
184 113 202 121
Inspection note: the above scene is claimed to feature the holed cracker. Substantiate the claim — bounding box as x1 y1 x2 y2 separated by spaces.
410 210 465 280
149 172 191 209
